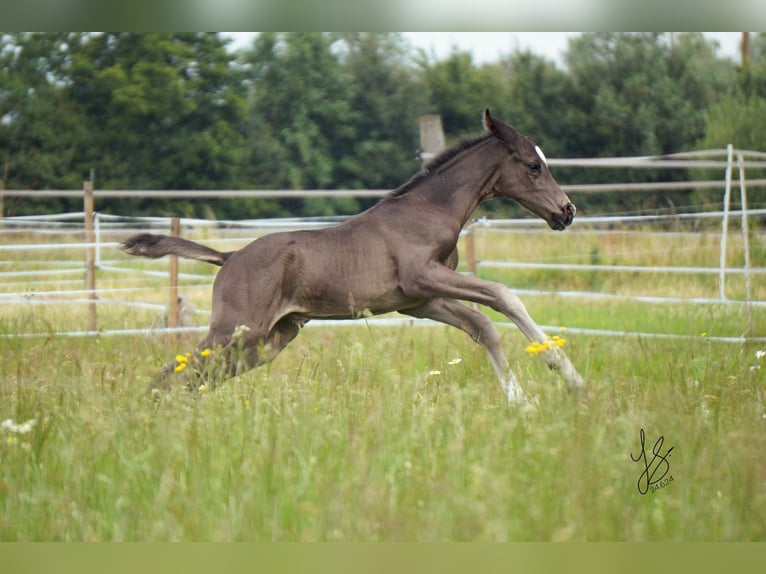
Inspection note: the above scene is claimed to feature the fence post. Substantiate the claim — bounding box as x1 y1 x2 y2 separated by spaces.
168 217 181 340
465 223 477 276
94 212 101 267
84 180 98 332
464 221 478 309
419 115 445 167
737 152 753 335
718 144 733 301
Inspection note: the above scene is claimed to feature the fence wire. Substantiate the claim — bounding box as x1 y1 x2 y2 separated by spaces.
2 146 764 341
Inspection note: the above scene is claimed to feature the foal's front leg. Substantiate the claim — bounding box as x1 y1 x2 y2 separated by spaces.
402 264 584 390
400 298 526 402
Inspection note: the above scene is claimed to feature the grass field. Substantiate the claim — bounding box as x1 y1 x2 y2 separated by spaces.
1 222 765 541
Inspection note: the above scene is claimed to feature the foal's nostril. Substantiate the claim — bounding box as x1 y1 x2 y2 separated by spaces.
564 203 576 225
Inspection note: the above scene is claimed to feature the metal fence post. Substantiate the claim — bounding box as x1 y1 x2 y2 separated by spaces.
737 152 753 335
718 144 733 301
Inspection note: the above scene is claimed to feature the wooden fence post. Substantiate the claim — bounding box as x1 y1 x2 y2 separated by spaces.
168 217 180 341
419 114 445 167
464 222 478 309
84 180 97 332
465 223 477 276
1 162 6 221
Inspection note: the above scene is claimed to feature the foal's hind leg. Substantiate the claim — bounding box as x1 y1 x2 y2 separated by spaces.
400 298 525 402
148 329 234 393
228 317 301 376
151 318 302 392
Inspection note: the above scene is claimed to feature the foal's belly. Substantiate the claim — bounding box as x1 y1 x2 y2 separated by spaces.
295 283 422 320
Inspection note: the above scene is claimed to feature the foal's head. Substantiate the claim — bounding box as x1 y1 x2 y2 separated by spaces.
483 109 575 230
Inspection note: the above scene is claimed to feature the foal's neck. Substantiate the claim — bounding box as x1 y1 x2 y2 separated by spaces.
421 138 504 230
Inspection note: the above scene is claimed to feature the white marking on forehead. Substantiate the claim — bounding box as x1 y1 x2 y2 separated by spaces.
534 145 548 167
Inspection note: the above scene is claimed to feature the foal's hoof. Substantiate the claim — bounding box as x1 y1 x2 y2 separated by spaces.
503 381 535 411
505 384 526 404
567 374 585 390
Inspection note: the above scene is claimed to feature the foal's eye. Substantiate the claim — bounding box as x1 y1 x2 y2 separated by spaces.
527 162 541 175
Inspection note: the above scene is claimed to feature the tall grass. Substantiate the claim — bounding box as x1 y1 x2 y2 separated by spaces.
1 224 765 540
1 327 765 540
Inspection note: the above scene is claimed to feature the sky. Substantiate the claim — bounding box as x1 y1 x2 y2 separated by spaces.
224 32 745 65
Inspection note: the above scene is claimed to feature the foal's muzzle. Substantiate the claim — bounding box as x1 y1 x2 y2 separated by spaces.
551 202 576 230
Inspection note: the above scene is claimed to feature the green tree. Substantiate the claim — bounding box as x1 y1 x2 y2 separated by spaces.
500 50 571 156
700 96 766 151
559 33 735 213
66 33 246 198
242 32 360 216
563 33 733 159
696 35 766 206
701 33 766 152
1 32 752 220
333 32 428 193
418 50 509 139
0 33 89 214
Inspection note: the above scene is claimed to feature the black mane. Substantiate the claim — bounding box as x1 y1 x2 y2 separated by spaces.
387 133 493 198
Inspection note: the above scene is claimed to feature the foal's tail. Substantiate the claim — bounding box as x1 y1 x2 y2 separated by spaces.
120 233 232 266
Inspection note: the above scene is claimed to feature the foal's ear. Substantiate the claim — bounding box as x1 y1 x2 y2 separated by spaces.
482 108 494 133
482 108 521 146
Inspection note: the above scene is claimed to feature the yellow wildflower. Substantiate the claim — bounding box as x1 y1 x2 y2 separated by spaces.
525 336 566 355
174 362 187 373
525 341 546 355
198 384 207 393
200 348 212 357
175 354 188 364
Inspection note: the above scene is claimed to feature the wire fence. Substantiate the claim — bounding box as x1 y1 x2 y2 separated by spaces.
1 147 764 343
